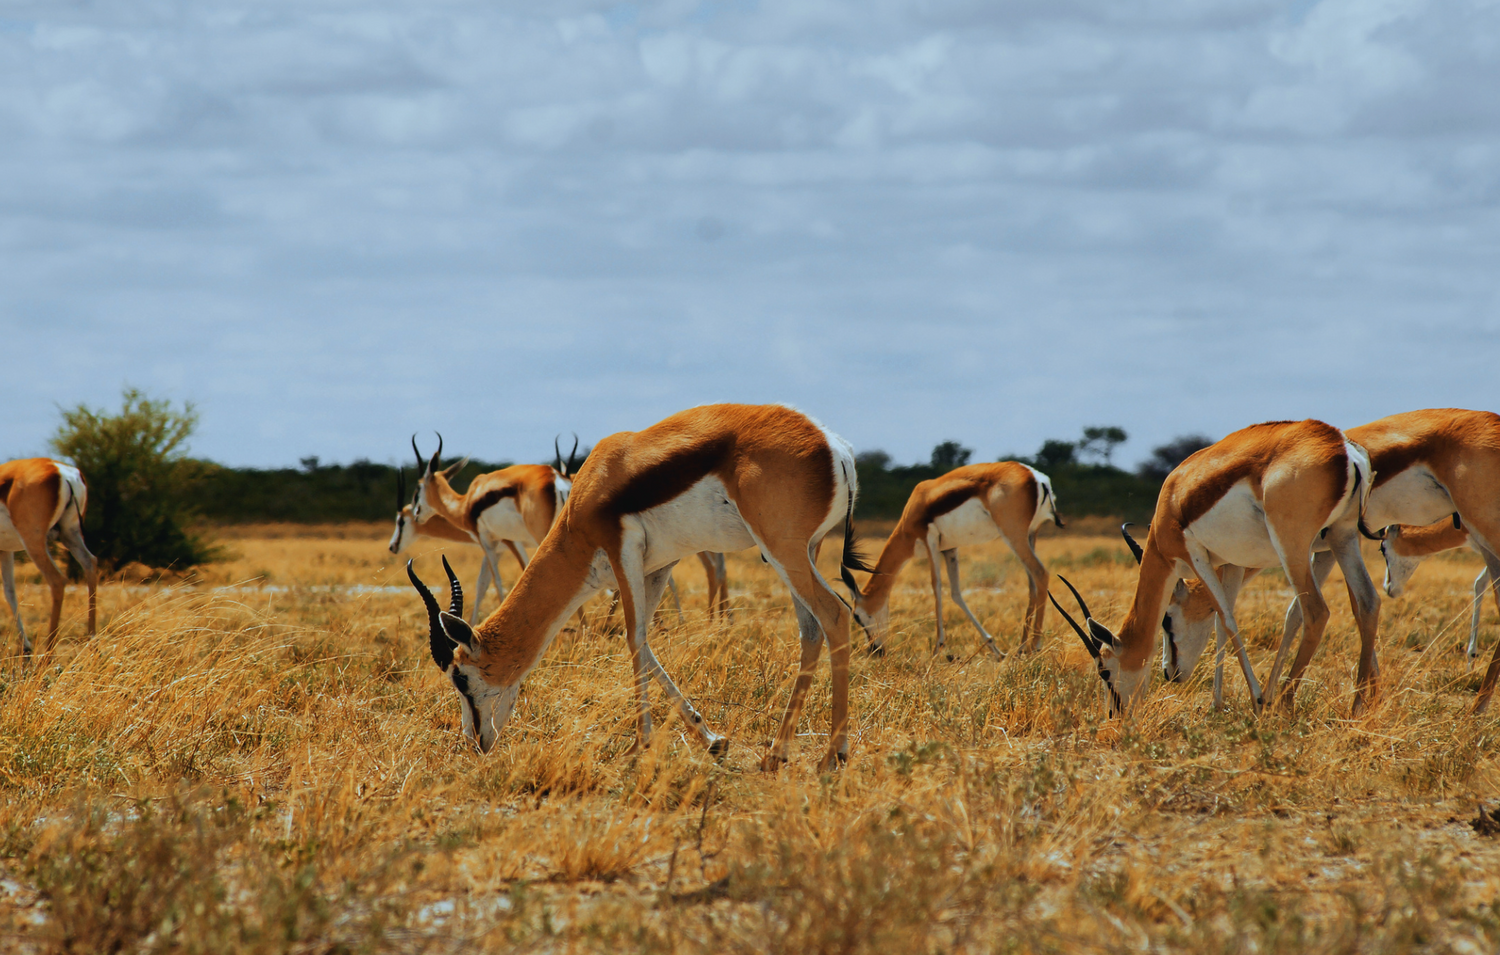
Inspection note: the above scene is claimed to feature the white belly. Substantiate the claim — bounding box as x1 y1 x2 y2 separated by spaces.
475 498 538 548
633 475 757 574
931 497 1000 550
0 505 22 552
1364 464 1454 529
1185 480 1282 569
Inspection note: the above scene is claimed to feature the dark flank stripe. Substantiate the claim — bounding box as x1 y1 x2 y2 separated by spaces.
468 485 520 527
603 435 736 517
921 483 983 524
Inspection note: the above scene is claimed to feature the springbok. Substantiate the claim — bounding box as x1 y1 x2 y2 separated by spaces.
1145 409 1500 714
388 469 508 625
1050 419 1379 717
1 458 99 655
406 403 869 771
851 461 1061 659
1381 519 1489 670
410 436 572 611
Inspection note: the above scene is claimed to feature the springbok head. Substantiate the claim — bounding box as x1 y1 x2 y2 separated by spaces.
1120 523 1216 683
1049 575 1152 717
388 469 417 555
408 557 516 753
1379 524 1423 598
410 433 467 524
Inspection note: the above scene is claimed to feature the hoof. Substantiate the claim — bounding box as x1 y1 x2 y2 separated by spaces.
708 737 729 758
945 653 955 663
759 753 785 773
817 750 848 774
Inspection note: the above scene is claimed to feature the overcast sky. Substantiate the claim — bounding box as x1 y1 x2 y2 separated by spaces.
2 0 1496 470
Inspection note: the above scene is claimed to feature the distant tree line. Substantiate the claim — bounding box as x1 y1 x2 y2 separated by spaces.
855 427 1213 524
190 457 517 524
40 390 1217 570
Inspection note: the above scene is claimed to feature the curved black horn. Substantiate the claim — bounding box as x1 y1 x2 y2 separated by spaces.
412 435 424 470
1048 590 1100 659
1058 574 1096 622
441 555 464 619
553 435 563 472
428 431 443 475
1120 523 1144 564
407 560 454 670
567 433 580 474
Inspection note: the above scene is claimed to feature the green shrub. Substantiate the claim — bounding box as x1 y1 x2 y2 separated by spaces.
51 388 218 572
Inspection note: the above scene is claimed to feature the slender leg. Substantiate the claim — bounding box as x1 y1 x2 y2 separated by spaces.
469 552 496 626
762 599 829 770
1014 530 1050 653
1208 566 1246 707
756 538 853 773
18 529 69 656
1 553 27 655
712 552 730 621
608 550 655 752
1212 616 1226 710
924 527 947 655
1185 550 1263 707
942 549 1001 659
57 521 97 637
1264 551 1337 704
666 574 683 619
1473 547 1500 714
1468 569 1489 669
1326 526 1382 715
504 540 529 569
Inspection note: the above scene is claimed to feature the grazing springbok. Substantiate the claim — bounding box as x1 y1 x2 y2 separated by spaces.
1051 419 1379 717
1145 409 1500 714
388 469 508 625
0 458 99 655
406 403 869 771
851 462 1061 659
1381 520 1490 669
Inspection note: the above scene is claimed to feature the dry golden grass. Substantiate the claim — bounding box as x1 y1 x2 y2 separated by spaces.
0 527 1497 953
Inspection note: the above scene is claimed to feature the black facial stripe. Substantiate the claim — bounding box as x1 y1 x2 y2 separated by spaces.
451 670 482 735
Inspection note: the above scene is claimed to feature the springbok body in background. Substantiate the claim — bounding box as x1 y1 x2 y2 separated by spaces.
1381 519 1490 669
1146 409 1500 713
407 403 869 771
0 458 99 654
852 462 1061 659
410 437 572 617
1052 420 1380 717
388 469 510 625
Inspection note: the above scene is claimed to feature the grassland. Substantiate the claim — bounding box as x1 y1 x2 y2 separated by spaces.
0 524 1496 953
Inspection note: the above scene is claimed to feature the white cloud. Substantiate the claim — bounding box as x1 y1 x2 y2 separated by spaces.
0 0 1496 468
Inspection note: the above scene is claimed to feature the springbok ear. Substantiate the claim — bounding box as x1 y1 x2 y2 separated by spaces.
442 456 470 480
1088 619 1118 651
1120 523 1144 564
439 611 475 652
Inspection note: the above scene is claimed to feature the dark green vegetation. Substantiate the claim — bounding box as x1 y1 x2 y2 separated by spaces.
855 428 1211 523
191 457 515 524
51 389 219 572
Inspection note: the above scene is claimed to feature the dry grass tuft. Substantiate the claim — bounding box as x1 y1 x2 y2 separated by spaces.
0 530 1495 952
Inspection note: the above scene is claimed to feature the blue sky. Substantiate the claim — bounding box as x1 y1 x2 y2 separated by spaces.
2 0 1496 469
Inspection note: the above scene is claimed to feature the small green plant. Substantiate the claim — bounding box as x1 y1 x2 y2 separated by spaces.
51 388 219 572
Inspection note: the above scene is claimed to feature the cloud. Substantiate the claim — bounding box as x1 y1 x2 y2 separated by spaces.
0 0 1496 468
